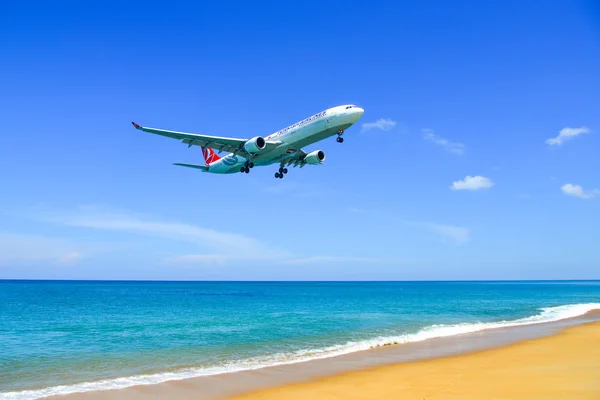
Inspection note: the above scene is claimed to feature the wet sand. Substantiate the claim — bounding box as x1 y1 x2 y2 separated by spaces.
53 311 600 400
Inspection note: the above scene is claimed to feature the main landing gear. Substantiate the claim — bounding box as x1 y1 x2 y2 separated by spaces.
240 160 254 174
274 166 288 179
336 129 344 143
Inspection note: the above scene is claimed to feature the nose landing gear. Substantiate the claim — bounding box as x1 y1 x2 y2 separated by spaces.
336 129 344 143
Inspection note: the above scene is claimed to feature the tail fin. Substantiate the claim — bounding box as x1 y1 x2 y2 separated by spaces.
201 146 221 165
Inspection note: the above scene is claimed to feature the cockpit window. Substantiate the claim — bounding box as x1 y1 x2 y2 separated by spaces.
345 105 355 109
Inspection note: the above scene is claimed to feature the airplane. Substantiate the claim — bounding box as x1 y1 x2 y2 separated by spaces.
131 104 364 179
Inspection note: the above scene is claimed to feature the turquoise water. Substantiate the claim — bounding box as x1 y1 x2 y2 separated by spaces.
1 280 599 399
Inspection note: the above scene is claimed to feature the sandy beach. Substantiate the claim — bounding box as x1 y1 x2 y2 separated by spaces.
228 321 600 400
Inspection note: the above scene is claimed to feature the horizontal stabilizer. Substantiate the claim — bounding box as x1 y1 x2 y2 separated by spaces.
173 163 209 171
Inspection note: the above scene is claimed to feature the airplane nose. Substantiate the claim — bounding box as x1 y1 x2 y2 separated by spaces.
353 107 364 121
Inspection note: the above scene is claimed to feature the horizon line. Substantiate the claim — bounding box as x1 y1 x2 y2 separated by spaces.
1 278 598 283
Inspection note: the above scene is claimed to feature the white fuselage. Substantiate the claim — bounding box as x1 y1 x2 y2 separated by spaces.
206 105 364 173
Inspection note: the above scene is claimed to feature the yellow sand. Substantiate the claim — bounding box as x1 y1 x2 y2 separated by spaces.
228 322 600 400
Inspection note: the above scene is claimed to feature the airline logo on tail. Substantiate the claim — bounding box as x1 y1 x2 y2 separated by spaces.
201 147 221 164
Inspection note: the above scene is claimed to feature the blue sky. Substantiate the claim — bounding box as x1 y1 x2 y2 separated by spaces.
1 0 599 280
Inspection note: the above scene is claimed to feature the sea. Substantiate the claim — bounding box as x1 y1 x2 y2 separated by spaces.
1 280 599 399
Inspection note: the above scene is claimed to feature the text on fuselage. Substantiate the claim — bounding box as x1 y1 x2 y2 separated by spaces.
268 110 327 139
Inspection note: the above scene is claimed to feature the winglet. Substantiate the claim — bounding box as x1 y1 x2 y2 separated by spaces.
132 121 141 129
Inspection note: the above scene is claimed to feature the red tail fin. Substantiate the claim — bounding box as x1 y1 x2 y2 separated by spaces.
201 146 221 165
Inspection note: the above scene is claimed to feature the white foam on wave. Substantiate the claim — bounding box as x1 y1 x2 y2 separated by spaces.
2 302 599 400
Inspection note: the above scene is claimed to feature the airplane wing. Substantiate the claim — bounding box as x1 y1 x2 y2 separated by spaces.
279 149 311 168
132 122 281 156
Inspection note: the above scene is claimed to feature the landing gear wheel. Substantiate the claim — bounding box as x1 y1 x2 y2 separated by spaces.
283 168 288 174
336 136 344 143
279 167 284 173
240 166 246 173
279 173 284 179
275 172 281 179
248 162 254 168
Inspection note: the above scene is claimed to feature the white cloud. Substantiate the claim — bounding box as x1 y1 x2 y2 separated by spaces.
283 256 398 266
560 183 599 199
166 254 398 267
422 129 466 155
395 218 470 245
164 252 291 266
163 254 233 266
451 175 494 191
41 206 397 267
425 223 470 244
346 207 470 245
361 118 396 132
55 252 83 264
405 221 470 245
0 233 85 265
42 205 290 260
546 127 590 146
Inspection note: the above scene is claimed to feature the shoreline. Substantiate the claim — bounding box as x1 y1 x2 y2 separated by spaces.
230 319 600 400
37 308 600 400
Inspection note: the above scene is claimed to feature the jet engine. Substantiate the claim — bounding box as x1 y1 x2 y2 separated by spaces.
304 150 326 165
244 136 266 153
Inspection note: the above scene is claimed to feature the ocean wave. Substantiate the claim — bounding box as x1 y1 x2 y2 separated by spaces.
2 302 599 400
